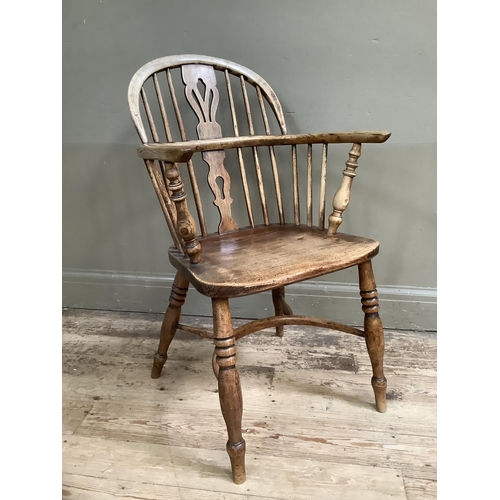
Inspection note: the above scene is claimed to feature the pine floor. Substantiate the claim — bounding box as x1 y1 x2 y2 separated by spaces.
62 309 437 500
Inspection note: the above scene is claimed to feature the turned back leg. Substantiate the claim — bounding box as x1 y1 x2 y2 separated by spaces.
272 286 293 337
213 298 246 484
358 260 387 413
151 272 189 379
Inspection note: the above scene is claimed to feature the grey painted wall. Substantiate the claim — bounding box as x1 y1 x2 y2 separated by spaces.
62 0 436 329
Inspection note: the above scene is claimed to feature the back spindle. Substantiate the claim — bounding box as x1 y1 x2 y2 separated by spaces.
225 70 254 227
318 144 328 230
152 74 175 188
241 76 269 225
292 144 300 226
140 88 160 143
307 144 313 227
140 87 166 184
256 87 284 224
153 73 174 142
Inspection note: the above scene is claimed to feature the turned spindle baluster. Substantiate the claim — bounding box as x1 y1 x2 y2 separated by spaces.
213 298 246 484
327 143 362 235
358 260 387 413
165 162 201 263
143 159 182 252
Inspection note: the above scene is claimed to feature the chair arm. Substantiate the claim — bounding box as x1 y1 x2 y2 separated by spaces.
137 131 391 163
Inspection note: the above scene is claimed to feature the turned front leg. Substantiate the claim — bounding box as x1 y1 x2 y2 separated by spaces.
328 143 361 235
165 162 201 263
358 260 387 413
151 272 189 379
212 298 246 484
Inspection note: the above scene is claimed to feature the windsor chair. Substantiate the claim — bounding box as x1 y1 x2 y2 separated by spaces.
127 55 391 484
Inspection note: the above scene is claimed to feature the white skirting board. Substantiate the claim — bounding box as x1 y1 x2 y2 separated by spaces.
62 269 436 331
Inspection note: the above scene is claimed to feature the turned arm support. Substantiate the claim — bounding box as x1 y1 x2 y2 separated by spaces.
327 143 362 235
137 131 391 163
164 162 201 263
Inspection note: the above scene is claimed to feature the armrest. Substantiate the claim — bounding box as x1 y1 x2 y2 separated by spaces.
137 131 391 163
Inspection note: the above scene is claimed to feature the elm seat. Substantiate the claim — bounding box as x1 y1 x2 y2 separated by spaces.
127 54 392 485
169 224 379 298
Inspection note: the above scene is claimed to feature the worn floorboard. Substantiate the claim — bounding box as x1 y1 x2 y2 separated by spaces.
62 309 436 499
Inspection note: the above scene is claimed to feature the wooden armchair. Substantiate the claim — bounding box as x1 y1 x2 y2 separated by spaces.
127 55 391 484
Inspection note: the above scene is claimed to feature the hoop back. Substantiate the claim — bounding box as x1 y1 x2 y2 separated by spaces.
128 55 287 238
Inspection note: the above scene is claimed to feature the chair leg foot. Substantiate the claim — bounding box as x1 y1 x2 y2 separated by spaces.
150 272 189 379
151 353 168 379
372 376 387 413
272 287 293 337
213 298 246 484
227 439 246 484
359 260 387 412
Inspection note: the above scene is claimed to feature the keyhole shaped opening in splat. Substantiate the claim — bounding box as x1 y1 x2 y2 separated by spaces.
215 176 225 200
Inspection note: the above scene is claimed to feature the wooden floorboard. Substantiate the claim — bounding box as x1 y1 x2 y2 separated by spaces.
62 309 436 499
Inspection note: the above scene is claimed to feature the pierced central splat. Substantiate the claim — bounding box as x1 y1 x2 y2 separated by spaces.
181 64 238 234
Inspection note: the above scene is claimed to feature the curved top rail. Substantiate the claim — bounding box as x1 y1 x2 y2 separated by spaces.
128 54 287 142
